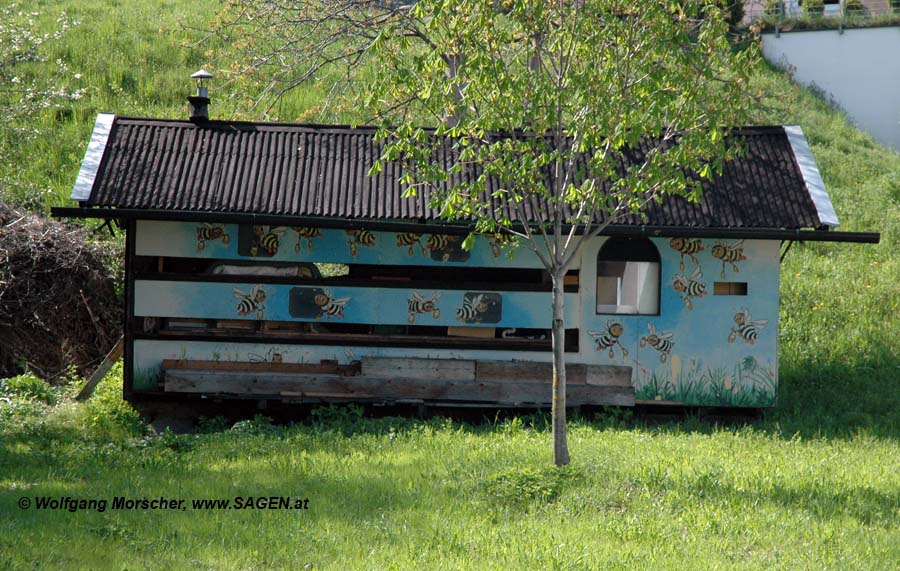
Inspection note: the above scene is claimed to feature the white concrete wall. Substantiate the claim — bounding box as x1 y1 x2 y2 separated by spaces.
762 26 900 150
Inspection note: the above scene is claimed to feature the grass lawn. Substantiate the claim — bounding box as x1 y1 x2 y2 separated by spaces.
2 374 899 570
1 1 899 569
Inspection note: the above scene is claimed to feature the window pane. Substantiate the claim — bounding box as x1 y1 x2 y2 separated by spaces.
597 261 658 314
596 238 660 315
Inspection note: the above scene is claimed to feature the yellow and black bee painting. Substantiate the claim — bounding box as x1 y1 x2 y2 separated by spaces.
489 233 517 258
711 240 747 278
346 229 376 257
237 225 286 257
425 234 470 262
195 223 230 251
640 323 675 363
233 285 267 320
672 267 707 310
288 287 351 321
455 292 502 324
728 309 768 345
395 233 425 256
669 238 704 271
408 291 441 324
589 321 628 359
292 227 322 252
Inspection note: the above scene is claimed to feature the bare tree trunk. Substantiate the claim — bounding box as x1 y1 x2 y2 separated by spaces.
551 268 570 466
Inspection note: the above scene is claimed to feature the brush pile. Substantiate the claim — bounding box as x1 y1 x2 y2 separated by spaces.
0 201 123 380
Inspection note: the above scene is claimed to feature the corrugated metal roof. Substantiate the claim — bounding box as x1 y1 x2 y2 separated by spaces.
78 116 828 230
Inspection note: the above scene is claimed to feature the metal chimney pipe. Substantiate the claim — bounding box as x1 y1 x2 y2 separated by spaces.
188 69 213 122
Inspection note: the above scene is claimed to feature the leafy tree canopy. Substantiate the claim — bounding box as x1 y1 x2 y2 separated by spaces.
214 0 759 465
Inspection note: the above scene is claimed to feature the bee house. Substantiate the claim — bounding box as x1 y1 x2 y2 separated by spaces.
54 116 879 409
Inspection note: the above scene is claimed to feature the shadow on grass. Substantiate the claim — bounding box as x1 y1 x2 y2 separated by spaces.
679 476 900 528
766 357 900 440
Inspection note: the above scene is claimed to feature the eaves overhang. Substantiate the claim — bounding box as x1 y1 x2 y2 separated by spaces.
50 206 880 244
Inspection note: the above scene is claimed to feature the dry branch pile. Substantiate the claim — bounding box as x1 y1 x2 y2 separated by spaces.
0 201 123 380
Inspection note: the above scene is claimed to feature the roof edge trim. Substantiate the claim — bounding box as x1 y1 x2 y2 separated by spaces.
71 113 115 202
49 207 880 244
784 125 839 227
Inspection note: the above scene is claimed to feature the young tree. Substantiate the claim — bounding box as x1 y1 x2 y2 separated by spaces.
216 0 757 465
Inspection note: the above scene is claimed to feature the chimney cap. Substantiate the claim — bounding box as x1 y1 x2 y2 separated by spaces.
191 69 214 80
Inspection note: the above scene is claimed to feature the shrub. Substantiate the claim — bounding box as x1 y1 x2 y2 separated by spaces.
764 0 785 18
802 0 825 17
230 414 279 435
844 0 868 17
1 372 56 405
482 466 580 507
81 363 145 439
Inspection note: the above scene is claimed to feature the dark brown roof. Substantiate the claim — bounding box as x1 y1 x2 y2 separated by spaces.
72 116 832 230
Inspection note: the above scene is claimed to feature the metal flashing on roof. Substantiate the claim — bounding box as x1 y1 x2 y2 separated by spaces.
784 125 840 228
71 113 115 202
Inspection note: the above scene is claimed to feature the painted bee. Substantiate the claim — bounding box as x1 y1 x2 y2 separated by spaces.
425 234 459 262
396 232 425 256
346 229 376 256
313 288 351 321
489 233 517 258
196 224 229 250
233 285 267 320
250 226 286 256
672 267 707 310
455 293 489 323
728 309 767 345
640 323 674 363
408 291 441 324
292 227 322 252
589 321 628 359
669 238 704 271
711 240 746 279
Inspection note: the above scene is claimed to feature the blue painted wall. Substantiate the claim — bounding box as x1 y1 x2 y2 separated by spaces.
135 221 545 268
132 222 780 406
133 280 580 328
580 237 780 406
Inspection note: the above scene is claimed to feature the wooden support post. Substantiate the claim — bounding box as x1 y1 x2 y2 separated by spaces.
75 336 124 401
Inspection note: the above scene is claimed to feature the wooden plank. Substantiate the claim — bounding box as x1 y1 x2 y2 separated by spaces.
151 328 558 352
163 369 634 406
585 365 632 387
282 391 375 399
76 336 125 401
361 357 475 382
161 359 360 376
475 361 587 384
447 326 495 339
215 319 256 330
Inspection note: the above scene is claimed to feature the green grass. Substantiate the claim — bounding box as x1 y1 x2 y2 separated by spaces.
2 377 900 570
747 65 900 437
2 1 900 568
0 0 221 208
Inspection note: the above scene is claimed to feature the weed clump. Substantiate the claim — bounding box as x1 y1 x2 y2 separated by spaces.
482 466 581 508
